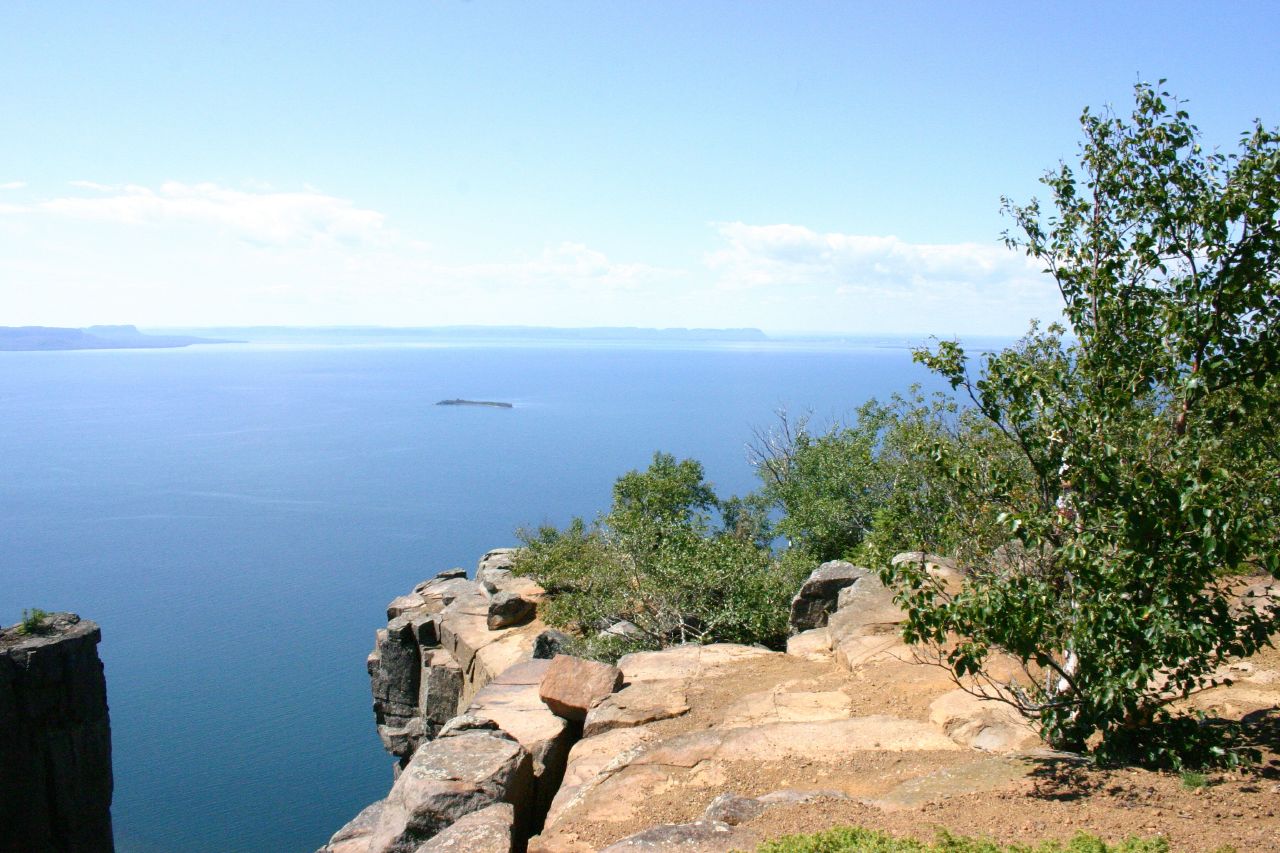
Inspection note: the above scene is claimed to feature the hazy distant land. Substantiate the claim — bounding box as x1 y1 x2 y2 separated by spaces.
0 325 239 351
148 325 770 345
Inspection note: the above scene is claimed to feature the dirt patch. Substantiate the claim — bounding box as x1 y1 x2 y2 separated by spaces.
744 757 1280 852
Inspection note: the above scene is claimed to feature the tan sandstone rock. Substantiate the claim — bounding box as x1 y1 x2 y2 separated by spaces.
366 731 533 853
539 655 624 722
928 688 1039 752
785 627 832 661
465 658 575 828
412 802 515 853
598 820 760 852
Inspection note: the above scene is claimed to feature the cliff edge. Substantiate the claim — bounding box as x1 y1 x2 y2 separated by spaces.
0 612 114 853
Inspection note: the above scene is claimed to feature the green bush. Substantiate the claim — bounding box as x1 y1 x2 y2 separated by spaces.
754 826 1172 853
513 452 808 662
16 608 52 635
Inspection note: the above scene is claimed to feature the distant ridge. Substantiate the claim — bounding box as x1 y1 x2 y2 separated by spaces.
0 325 239 351
149 325 769 345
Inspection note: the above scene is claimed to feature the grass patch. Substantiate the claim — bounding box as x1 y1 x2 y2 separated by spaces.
1179 770 1209 790
753 827 1179 853
16 608 52 635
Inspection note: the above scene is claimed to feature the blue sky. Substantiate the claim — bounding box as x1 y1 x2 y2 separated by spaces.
1 1 1277 334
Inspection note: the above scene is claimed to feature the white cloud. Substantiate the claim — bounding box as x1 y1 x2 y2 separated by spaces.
2 181 1061 334
704 222 1062 333
454 242 677 292
39 181 386 246
67 180 116 191
0 181 25 191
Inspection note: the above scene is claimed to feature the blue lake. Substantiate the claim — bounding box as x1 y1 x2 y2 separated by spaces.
0 341 945 852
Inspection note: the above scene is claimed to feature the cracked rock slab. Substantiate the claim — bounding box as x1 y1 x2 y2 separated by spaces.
412 802 515 853
598 820 760 852
366 731 532 853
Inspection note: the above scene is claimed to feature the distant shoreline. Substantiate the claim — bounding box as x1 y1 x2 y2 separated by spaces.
0 325 239 352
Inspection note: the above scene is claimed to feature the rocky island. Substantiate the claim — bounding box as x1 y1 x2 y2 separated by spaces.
436 399 514 409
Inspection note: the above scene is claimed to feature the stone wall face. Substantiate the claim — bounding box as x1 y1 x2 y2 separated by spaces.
366 551 549 769
0 613 114 853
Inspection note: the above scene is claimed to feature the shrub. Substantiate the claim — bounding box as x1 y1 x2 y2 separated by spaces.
513 452 807 661
16 608 52 635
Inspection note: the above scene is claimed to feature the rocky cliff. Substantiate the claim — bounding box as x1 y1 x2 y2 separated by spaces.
322 555 1280 853
320 554 1021 853
0 612 114 853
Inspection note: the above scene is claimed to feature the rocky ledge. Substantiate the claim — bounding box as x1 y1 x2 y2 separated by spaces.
322 557 1280 853
0 612 114 853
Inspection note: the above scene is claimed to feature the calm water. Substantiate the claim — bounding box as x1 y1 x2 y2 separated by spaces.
0 341 941 852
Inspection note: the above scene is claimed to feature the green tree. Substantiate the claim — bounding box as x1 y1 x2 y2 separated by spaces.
885 82 1280 767
514 452 804 660
750 401 894 561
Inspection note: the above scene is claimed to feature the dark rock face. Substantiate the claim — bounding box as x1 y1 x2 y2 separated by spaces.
532 630 572 660
788 561 869 632
487 591 536 630
0 613 114 853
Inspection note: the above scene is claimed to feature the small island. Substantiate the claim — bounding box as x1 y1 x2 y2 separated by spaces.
435 399 513 409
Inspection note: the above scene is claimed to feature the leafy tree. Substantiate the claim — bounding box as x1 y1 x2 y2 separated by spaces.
514 452 805 660
859 387 1036 571
885 82 1280 767
751 388 1033 569
750 402 893 561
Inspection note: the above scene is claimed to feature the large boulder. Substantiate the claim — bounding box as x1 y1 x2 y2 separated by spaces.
464 659 576 830
412 802 515 853
487 591 536 630
538 655 623 722
476 549 548 603
319 800 386 853
825 572 910 671
788 561 868 632
366 731 533 853
785 626 832 661
478 548 519 575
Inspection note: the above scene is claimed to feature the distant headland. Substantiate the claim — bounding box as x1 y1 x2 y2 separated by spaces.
0 325 239 352
142 325 770 345
436 399 513 409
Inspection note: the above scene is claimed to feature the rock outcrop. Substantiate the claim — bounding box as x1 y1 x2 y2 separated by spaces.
366 563 547 765
788 560 865 632
331 548 1280 853
0 612 114 853
325 552 573 852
